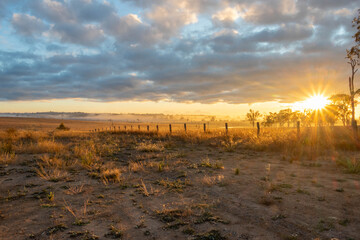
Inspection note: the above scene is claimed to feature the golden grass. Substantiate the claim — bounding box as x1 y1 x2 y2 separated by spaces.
128 161 145 173
35 154 73 182
65 184 85 195
95 163 122 184
20 140 66 154
0 153 17 164
73 144 99 167
1 125 359 163
136 142 164 152
101 168 122 183
201 175 224 186
36 165 69 182
336 157 360 174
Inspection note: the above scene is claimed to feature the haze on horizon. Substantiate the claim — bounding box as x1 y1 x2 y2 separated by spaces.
0 0 359 116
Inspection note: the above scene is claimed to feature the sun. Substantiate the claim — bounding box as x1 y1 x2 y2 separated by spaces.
292 94 330 111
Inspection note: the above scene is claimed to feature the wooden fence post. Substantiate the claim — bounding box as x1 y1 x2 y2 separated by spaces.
156 125 159 132
147 125 149 132
169 124 172 134
225 123 228 134
138 125 140 131
131 125 133 131
257 122 260 137
353 120 358 141
203 123 206 133
297 121 300 139
124 125 127 131
184 123 187 133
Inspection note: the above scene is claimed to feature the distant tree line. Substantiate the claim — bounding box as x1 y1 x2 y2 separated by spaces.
247 93 357 127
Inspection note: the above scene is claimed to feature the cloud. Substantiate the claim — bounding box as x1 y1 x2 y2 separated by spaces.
103 13 155 45
70 0 115 22
48 23 105 47
212 7 241 28
0 0 358 105
12 13 48 36
30 0 74 23
145 3 198 39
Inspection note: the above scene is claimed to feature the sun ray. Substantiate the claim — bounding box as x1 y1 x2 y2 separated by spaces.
292 94 330 111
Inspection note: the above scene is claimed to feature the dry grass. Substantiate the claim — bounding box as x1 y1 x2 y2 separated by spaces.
101 168 122 183
20 140 66 154
35 154 73 182
65 184 85 195
0 153 17 164
128 161 145 173
201 175 225 186
93 163 122 184
2 122 360 239
74 146 99 167
36 165 69 182
336 157 360 174
63 200 90 225
136 142 164 152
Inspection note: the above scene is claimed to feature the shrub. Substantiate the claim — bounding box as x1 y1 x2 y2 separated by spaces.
336 157 360 174
56 123 70 131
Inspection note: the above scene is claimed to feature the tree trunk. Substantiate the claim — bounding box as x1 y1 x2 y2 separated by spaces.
349 63 358 140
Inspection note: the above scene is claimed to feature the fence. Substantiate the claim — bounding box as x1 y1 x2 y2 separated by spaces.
89 121 303 138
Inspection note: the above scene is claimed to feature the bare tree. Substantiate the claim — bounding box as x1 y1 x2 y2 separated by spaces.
346 9 360 139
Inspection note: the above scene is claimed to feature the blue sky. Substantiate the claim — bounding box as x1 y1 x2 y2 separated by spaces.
0 0 359 114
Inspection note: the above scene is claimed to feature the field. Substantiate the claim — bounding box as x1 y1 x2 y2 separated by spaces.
0 118 360 240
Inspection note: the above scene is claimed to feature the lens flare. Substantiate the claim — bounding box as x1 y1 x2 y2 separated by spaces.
292 94 330 111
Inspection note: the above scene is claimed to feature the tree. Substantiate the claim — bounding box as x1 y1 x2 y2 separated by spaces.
323 104 338 126
346 9 360 138
299 110 313 127
290 110 300 127
262 112 276 127
246 109 261 127
329 94 352 126
278 109 292 127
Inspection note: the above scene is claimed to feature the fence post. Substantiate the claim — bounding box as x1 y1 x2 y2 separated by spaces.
352 120 358 141
297 121 300 139
225 123 228 134
131 125 133 131
203 123 206 133
156 125 159 132
138 125 140 131
147 125 149 132
257 122 260 137
184 123 187 133
124 125 127 131
169 124 172 134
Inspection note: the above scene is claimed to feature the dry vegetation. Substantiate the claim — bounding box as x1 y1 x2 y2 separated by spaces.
0 120 360 239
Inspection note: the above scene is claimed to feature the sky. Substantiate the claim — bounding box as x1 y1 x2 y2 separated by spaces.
0 0 359 116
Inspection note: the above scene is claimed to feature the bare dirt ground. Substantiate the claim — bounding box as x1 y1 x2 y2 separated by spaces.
0 119 359 240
